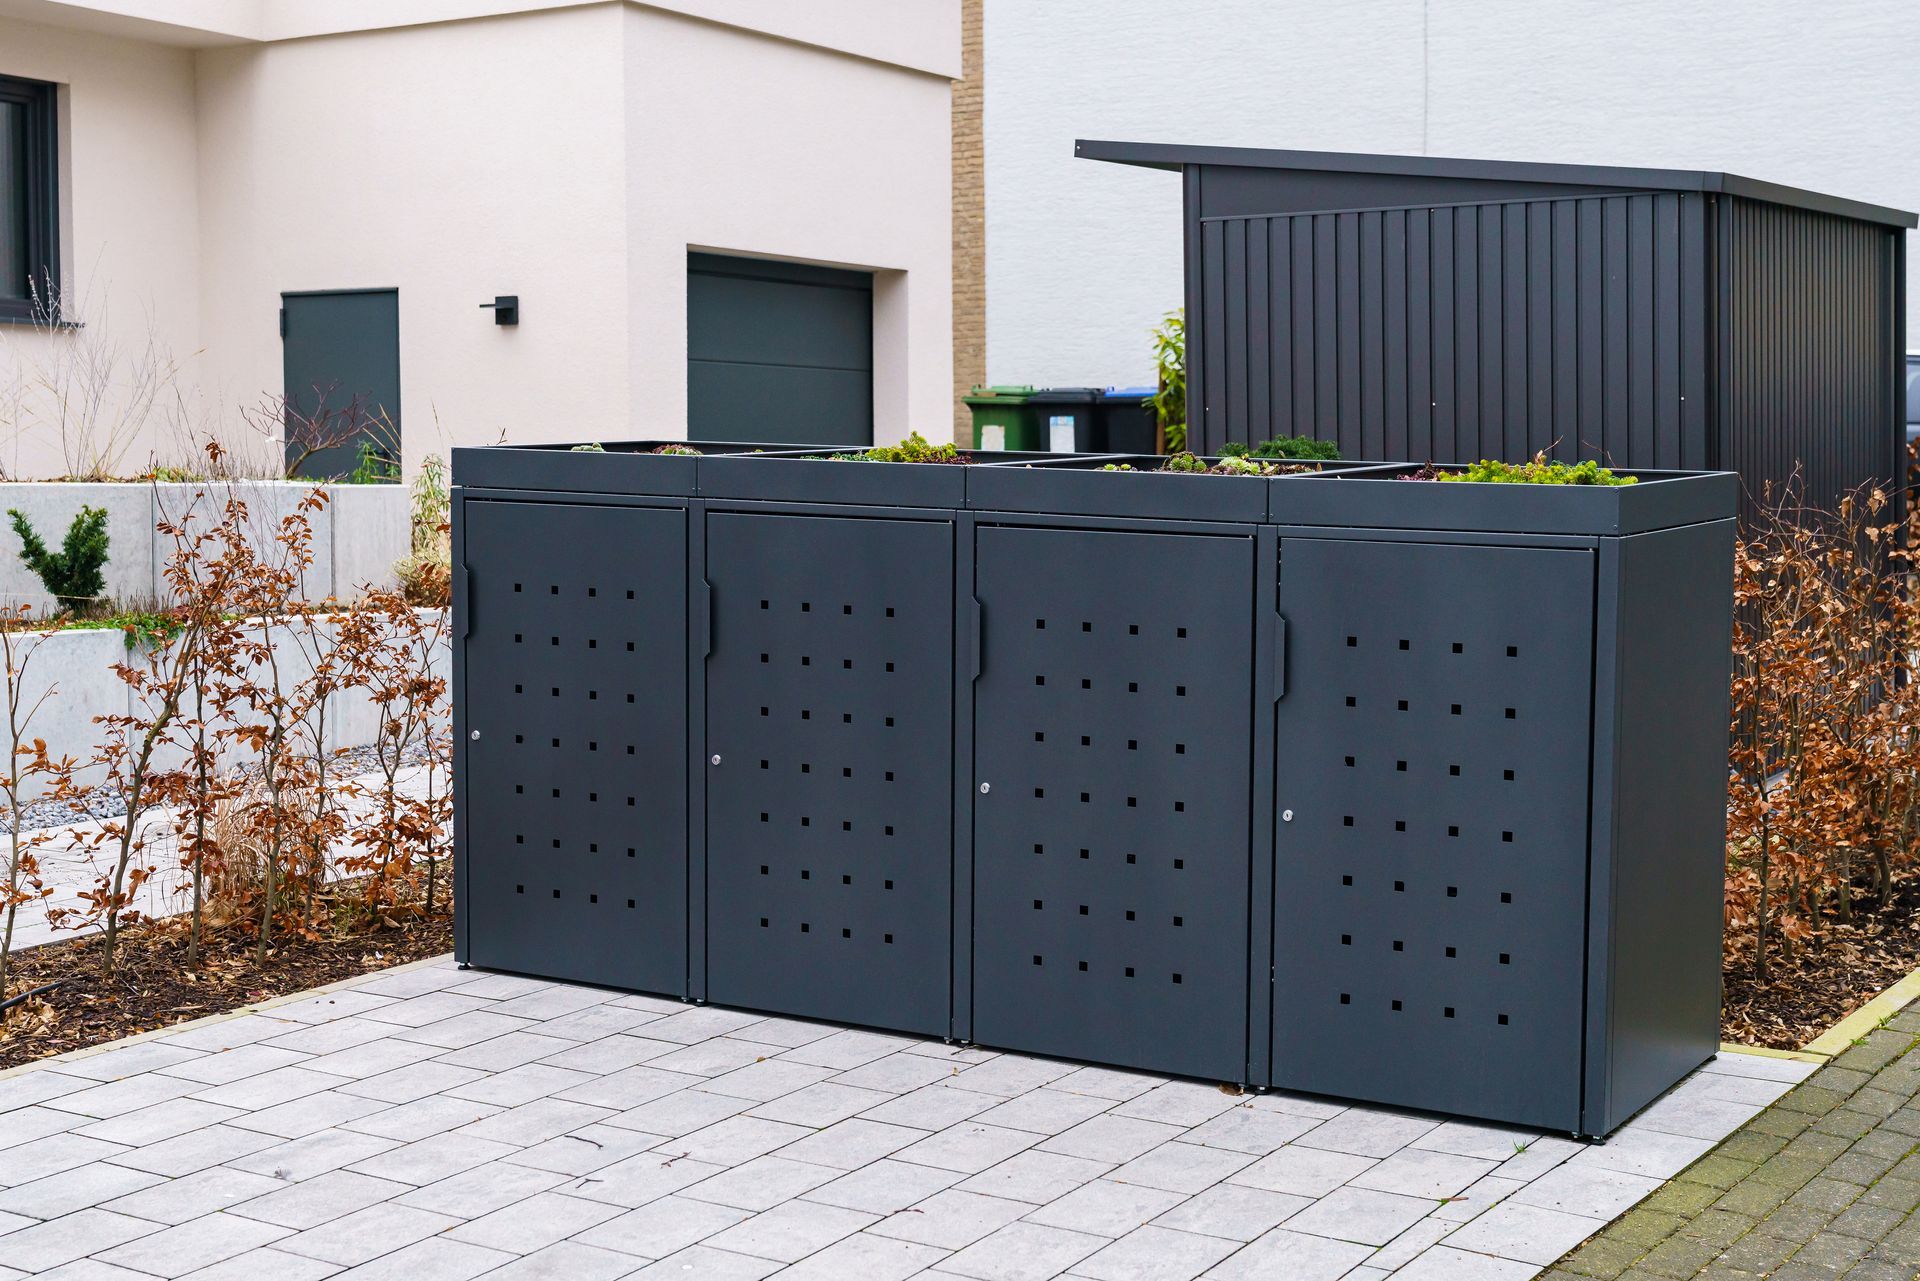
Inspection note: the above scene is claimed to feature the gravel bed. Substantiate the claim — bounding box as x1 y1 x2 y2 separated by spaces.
0 739 440 833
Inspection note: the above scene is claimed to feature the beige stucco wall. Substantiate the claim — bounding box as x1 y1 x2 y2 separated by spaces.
0 0 957 477
0 15 202 479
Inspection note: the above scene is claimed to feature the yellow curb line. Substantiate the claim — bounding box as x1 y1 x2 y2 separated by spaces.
1718 1041 1828 1064
0 951 457 1084
1801 963 1920 1058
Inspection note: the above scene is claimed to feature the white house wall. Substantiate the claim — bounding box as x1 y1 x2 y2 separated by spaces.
984 0 1920 389
0 15 202 479
623 4 954 444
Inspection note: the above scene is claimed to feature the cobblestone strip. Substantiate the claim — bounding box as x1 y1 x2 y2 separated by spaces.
1548 1003 1920 1281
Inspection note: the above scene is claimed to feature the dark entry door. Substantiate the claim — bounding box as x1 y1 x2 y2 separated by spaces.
462 499 688 994
704 512 952 1035
687 253 872 446
1271 537 1594 1130
971 526 1256 1082
281 288 400 480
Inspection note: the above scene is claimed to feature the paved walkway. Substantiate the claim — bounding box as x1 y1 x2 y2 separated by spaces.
1547 1000 1920 1281
0 957 1808 1280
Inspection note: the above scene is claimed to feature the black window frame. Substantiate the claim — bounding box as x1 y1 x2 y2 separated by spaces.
0 74 59 324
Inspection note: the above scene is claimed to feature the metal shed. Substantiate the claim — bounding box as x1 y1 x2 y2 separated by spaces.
1080 140 1915 513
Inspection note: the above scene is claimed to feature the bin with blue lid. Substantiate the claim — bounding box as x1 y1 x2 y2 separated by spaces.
1097 386 1160 454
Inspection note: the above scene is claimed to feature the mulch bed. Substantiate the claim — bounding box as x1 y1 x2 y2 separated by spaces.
0 910 451 1070
1722 876 1920 1050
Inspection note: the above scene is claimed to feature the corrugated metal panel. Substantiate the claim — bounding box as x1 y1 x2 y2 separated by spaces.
1194 194 1709 471
1720 198 1898 516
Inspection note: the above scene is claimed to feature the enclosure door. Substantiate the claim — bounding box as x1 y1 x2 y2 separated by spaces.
462 500 688 993
281 288 400 480
704 512 952 1035
971 526 1255 1082
1272 537 1595 1129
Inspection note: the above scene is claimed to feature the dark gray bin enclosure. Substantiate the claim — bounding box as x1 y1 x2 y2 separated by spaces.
454 443 1734 1136
1079 140 1914 516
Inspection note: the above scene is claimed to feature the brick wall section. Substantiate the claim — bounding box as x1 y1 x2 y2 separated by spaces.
950 0 985 444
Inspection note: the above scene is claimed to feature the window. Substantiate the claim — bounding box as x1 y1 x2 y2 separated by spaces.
0 75 57 322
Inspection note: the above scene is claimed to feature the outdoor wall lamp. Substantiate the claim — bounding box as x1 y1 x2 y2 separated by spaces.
480 295 519 325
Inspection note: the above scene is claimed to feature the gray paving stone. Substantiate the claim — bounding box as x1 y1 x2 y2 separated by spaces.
1279 1185 1434 1247
701 1198 877 1262
869 1188 1028 1249
1384 1244 1540 1278
1024 1179 1188 1238
1150 1183 1309 1241
94 1211 291 1277
0 1208 160 1272
171 1245 345 1280
576 1193 751 1259
552 1065 705 1111
680 1057 833 1103
262 1018 403 1057
1109 1084 1242 1129
344 1132 520 1185
1179 1105 1319 1155
1051 1068 1167 1103
0 1070 93 1112
102 1166 285 1225
802 1159 964 1214
751 1082 895 1128
719 1017 837 1050
110 1123 282 1176
643 1039 779 1079
1290 1109 1441 1159
1196 1226 1371 1281
351 963 471 999
1408 1119 1543 1162
971 1089 1117 1136
437 1063 597 1108
639 1008 773 1045
775 1231 945 1280
444 1189 623 1252
524 1005 665 1044
446 974 552 1001
32 1260 171 1281
296 1038 443 1082
621 1244 780 1279
348 1094 504 1143
1040 1116 1185 1165
60 1043 206 1081
1104 1141 1257 1194
0 1133 129 1186
1226 1144 1374 1197
776 1030 910 1070
454 1097 612 1147
680 1155 842 1211
228 1168 413 1229
955 1150 1111 1204
392 1160 566 1218
939 1221 1107 1281
1509 1161 1665 1220
188 1066 351 1111
1362 1216 1452 1271
228 1090 390 1139
830 1052 966 1095
1438 1199 1609 1265
74 1099 241 1147
312 1235 511 1280
1070 1224 1239 1281
155 1016 303 1053
860 1085 1003 1131
559 1153 726 1210
335 1061 488 1105
1347 1147 1499 1198
508 1122 667 1176
895 1122 1042 1174
228 1128 400 1181
437 1032 580 1073
391 1010 537 1050
0 1103 82 1150
460 1240 641 1281
271 991 398 1024
43 1072 202 1119
946 1057 1078 1098
603 1089 752 1139
276 1201 463 1266
356 991 497 1029
489 985 616 1022
1565 1127 1717 1180
0 1160 162 1218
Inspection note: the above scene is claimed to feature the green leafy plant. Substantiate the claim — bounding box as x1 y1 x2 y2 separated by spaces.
394 454 451 607
840 432 970 464
1253 436 1341 461
346 440 401 484
572 442 607 452
647 444 696 456
1149 310 1186 453
1432 453 1638 485
9 506 110 613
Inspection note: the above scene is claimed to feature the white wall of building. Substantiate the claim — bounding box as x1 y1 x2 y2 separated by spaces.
984 0 1920 389
0 0 957 478
0 16 202 478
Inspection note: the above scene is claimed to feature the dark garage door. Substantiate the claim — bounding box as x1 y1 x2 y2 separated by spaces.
687 252 873 446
